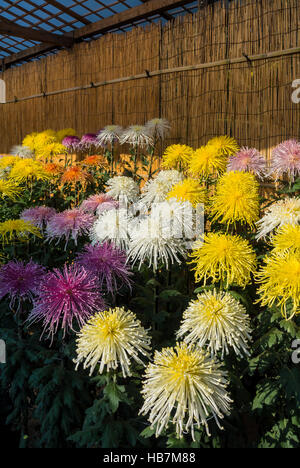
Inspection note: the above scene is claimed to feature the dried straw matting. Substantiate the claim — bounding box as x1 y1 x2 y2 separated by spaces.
0 0 299 156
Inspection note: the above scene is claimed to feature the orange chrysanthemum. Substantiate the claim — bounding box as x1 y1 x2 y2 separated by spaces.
43 163 63 177
81 155 107 168
61 166 89 185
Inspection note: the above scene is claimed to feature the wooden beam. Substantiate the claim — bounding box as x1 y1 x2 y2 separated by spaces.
45 0 91 25
139 0 174 21
73 0 191 39
3 0 192 66
0 17 73 47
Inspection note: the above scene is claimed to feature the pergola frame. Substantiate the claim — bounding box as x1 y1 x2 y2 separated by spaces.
0 0 199 68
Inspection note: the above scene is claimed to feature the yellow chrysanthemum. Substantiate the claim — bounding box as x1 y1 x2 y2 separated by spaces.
166 178 207 207
0 155 22 170
177 289 251 357
9 160 51 183
162 144 194 170
34 132 66 161
22 133 38 151
0 180 21 200
210 171 260 227
189 145 228 178
270 224 300 254
256 251 300 319
56 128 76 143
189 232 257 288
207 136 239 156
75 307 151 377
0 219 42 244
139 342 232 440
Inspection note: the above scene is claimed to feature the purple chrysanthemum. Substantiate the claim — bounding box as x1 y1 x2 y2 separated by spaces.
79 133 99 151
62 136 81 152
80 194 119 214
46 209 94 247
269 139 300 182
27 264 105 338
21 206 57 230
228 147 266 179
0 260 46 310
75 242 132 294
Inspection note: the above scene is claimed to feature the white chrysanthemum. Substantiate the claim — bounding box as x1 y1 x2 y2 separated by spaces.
145 118 171 140
256 197 300 240
106 176 139 203
128 216 186 271
139 342 232 440
120 125 153 148
177 290 251 358
75 307 152 378
91 208 133 250
150 198 197 240
140 170 184 207
10 145 35 159
97 125 123 146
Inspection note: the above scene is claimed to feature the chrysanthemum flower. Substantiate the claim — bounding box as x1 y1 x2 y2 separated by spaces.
207 135 239 156
151 199 196 240
28 264 104 338
189 233 257 288
62 136 81 152
120 125 153 148
21 206 56 230
22 132 38 152
189 145 227 178
97 125 123 146
46 209 94 247
79 133 99 150
256 197 300 240
43 162 63 177
177 290 251 357
166 178 207 208
256 251 300 319
269 139 300 182
139 342 231 440
80 194 119 214
91 209 133 250
0 260 46 310
0 180 21 200
128 216 186 271
33 132 65 161
106 176 139 203
0 219 42 244
140 170 183 207
0 155 22 171
81 155 107 168
145 118 171 140
75 307 151 377
210 171 260 228
162 144 194 169
61 166 89 185
76 242 132 294
9 159 50 183
228 147 266 179
10 145 35 159
270 224 300 254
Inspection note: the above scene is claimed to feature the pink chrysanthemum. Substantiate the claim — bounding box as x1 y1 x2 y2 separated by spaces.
46 209 94 247
27 264 104 338
62 136 81 152
0 260 46 310
80 194 119 214
228 147 266 179
76 242 132 294
21 206 56 230
270 139 300 182
79 134 99 151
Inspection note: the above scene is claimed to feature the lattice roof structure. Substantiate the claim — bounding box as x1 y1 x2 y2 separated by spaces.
0 0 201 67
